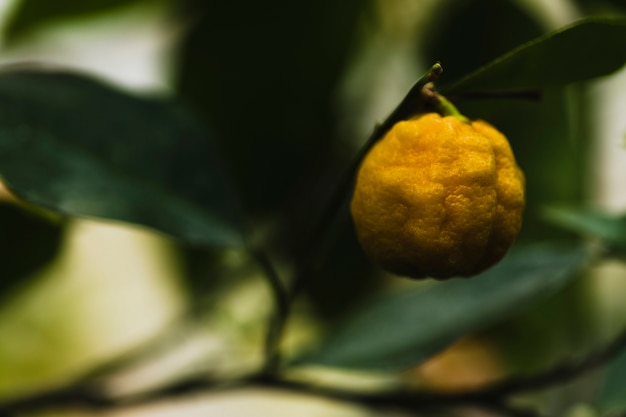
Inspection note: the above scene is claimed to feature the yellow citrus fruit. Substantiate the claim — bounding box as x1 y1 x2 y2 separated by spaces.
350 112 525 279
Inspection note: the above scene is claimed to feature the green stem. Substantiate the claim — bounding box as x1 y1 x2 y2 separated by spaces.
436 93 470 123
421 82 469 123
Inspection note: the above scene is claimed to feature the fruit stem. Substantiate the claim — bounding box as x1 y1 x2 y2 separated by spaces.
436 93 470 123
422 82 470 123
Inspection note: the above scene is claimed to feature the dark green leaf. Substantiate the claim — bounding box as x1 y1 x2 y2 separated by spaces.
0 69 244 247
442 17 626 93
543 206 626 251
595 347 626 416
296 244 589 371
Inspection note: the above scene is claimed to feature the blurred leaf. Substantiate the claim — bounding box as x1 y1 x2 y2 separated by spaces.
3 0 157 43
595 347 626 416
0 69 244 247
296 244 589 371
0 203 63 297
543 206 626 251
443 17 626 93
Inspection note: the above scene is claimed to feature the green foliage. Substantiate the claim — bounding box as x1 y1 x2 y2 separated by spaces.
296 244 589 371
443 17 626 92
0 3 626 417
0 70 243 247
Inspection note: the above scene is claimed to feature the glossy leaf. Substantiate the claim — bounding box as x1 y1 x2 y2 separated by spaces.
442 17 626 93
0 69 244 247
296 244 589 371
543 206 626 251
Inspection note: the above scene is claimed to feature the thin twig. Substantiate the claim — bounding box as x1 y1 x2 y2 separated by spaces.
249 247 290 373
449 89 543 102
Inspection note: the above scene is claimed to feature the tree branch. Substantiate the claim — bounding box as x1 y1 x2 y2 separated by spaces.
461 325 626 400
4 323 625 415
449 89 543 102
0 374 544 417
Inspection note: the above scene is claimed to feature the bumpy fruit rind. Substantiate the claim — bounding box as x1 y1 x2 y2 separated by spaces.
350 113 525 279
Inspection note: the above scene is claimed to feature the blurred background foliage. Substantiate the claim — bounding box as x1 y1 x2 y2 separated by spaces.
0 0 625 416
